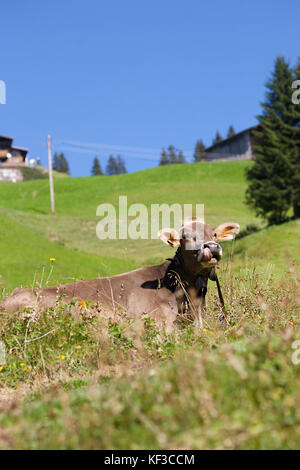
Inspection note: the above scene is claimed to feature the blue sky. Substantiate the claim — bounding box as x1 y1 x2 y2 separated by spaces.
1 0 299 176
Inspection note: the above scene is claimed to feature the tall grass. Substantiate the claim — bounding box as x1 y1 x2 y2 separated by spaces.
0 267 299 449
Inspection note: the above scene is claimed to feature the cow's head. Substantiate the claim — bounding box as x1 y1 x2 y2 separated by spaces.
158 218 240 276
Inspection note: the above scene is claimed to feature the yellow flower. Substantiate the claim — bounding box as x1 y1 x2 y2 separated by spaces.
86 370 90 375
49 257 56 262
202 329 208 334
20 363 25 367
60 355 66 360
210 332 215 336
23 367 27 372
0 366 3 371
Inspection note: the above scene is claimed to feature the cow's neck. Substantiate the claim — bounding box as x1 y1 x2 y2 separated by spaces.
161 248 208 315
163 247 205 291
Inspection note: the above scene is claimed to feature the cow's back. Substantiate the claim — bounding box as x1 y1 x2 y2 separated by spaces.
0 261 172 314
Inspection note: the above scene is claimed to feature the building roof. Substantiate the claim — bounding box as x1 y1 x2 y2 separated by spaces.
11 146 29 152
205 125 259 153
0 135 13 142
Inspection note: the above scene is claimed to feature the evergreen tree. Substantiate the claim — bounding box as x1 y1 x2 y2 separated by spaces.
212 131 222 145
53 152 70 174
116 155 127 174
193 140 206 162
159 146 187 165
177 150 186 164
168 145 178 164
227 125 235 139
106 154 127 175
106 155 118 175
91 156 103 175
288 58 300 218
159 149 170 165
246 56 294 225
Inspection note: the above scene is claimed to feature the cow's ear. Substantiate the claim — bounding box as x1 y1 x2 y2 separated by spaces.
213 222 240 241
158 228 180 247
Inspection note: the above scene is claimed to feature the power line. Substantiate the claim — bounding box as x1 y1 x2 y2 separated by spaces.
53 138 194 162
52 137 247 163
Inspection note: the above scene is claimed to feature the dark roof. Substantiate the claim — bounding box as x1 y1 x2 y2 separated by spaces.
0 135 13 142
11 146 29 152
205 125 259 153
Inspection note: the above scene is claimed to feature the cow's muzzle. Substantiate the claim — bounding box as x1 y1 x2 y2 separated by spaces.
197 241 222 263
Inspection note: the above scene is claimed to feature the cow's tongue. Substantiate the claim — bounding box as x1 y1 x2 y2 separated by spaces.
202 247 212 262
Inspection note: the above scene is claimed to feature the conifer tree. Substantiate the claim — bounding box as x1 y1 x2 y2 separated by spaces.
227 125 235 139
168 145 178 164
288 58 300 218
193 140 206 162
246 56 294 224
91 156 103 175
106 155 118 175
116 155 127 174
159 149 170 166
159 146 187 165
212 131 222 145
106 154 127 175
53 152 70 174
177 150 186 164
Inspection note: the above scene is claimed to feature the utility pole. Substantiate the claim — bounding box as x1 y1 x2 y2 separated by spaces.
47 134 55 214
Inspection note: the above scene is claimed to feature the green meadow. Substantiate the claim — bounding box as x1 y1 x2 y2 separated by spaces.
0 160 299 450
0 160 298 291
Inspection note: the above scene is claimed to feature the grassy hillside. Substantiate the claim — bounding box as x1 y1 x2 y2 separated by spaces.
0 160 299 287
1 160 300 450
0 160 255 223
0 160 299 284
232 219 300 276
0 211 137 292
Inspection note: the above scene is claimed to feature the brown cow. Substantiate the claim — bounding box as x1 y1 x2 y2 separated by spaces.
0 219 239 324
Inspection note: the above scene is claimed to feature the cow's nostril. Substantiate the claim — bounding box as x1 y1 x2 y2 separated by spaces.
203 242 222 260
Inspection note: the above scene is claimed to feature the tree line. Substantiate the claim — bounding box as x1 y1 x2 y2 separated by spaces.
159 125 236 165
53 153 128 176
52 125 236 175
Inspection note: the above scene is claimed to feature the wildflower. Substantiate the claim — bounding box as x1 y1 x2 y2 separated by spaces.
22 367 27 372
202 329 208 334
210 332 215 337
0 366 3 371
131 349 137 355
60 355 66 360
49 257 56 262
20 363 25 367
280 297 287 303
86 370 90 375
57 363 61 369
